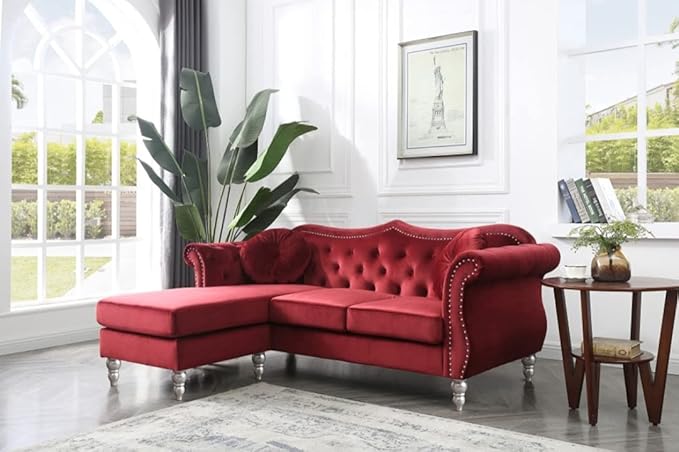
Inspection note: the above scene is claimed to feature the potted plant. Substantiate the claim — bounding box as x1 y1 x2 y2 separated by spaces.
569 220 653 282
135 68 317 242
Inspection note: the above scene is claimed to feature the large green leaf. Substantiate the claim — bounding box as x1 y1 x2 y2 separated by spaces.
228 187 271 229
181 153 209 220
245 122 317 182
242 188 316 239
175 203 207 242
137 159 181 203
229 89 277 149
137 117 182 175
216 140 258 185
179 68 222 131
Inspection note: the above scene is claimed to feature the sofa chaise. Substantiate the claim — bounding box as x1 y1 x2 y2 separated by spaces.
97 220 560 409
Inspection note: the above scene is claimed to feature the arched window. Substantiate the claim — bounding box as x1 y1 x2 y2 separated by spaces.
8 0 159 306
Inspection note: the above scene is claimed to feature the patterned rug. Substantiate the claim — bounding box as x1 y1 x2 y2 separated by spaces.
26 383 604 451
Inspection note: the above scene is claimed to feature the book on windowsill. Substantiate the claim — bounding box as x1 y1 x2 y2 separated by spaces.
580 337 642 359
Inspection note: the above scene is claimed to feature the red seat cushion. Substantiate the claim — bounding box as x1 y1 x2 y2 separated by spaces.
240 228 312 283
347 296 444 344
97 284 317 338
270 288 394 332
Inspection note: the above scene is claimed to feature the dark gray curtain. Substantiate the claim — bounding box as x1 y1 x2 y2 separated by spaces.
159 0 205 288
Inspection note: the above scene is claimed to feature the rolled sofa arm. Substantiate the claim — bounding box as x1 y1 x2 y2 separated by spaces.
183 242 245 287
441 243 560 380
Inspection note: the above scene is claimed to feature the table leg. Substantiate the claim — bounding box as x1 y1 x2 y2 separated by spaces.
623 291 642 409
554 288 585 409
580 290 599 426
639 290 678 425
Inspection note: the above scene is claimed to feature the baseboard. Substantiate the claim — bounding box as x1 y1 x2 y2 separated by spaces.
0 327 99 356
538 341 679 376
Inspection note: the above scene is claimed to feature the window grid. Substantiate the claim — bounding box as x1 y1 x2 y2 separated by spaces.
11 0 138 305
567 0 679 211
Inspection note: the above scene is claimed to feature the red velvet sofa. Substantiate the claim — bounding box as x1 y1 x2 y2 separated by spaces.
97 220 559 409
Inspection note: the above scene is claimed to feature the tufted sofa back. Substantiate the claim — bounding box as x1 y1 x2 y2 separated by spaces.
293 220 456 298
294 220 536 299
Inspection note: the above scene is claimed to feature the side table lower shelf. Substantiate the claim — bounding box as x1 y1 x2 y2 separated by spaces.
571 351 655 365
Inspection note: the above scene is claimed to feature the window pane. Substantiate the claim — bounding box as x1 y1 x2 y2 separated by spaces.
85 191 110 239
586 139 637 216
11 13 41 71
119 86 137 135
120 191 136 238
46 246 77 301
11 249 38 304
12 190 38 240
10 74 38 127
54 29 82 68
46 191 76 240
586 0 637 48
647 0 679 36
47 133 76 185
87 52 116 80
585 48 638 134
113 42 136 82
32 0 75 24
120 139 137 186
85 82 113 133
45 76 77 129
646 43 679 129
119 242 137 292
647 136 679 221
85 137 112 185
85 0 116 41
80 244 113 299
12 132 38 184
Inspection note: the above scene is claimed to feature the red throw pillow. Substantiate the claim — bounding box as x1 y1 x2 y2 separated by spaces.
239 228 312 283
432 228 487 299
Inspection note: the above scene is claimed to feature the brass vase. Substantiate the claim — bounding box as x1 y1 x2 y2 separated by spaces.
591 247 631 282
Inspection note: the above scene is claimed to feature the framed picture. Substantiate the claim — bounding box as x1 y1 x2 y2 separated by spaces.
398 31 478 159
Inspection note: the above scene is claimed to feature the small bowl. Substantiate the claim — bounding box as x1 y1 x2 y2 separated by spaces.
564 264 588 280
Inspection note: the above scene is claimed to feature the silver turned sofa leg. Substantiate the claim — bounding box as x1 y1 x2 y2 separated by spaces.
522 354 536 383
451 379 468 411
106 358 121 387
172 371 187 401
252 352 266 381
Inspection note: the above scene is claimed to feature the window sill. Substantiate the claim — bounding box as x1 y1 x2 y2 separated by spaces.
552 223 679 240
1 298 98 318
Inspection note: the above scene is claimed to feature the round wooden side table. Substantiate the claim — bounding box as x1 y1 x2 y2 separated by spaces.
542 276 679 426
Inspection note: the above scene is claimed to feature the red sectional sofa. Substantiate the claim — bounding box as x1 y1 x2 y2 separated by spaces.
97 220 560 409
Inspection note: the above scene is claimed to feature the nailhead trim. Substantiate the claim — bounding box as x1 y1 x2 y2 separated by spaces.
446 258 479 379
302 227 454 241
485 231 521 245
184 246 207 287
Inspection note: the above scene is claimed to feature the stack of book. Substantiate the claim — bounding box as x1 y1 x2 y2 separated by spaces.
580 337 642 360
557 177 626 223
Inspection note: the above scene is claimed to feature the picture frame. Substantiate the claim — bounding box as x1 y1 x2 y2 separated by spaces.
398 30 478 159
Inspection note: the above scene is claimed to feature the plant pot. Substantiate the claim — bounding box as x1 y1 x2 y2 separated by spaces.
591 247 631 282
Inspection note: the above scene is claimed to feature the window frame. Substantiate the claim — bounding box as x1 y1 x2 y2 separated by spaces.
7 0 151 308
560 0 679 221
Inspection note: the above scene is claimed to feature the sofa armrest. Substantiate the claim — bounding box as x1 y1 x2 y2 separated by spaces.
441 243 560 380
183 243 246 287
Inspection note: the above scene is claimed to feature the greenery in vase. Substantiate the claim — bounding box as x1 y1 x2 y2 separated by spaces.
569 220 653 254
136 68 318 243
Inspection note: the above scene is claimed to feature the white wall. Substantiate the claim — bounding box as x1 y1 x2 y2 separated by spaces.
243 0 679 373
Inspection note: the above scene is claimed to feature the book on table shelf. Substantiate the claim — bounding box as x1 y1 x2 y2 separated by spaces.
580 337 642 359
558 176 624 223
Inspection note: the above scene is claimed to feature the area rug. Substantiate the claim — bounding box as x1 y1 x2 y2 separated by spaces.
26 383 604 451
